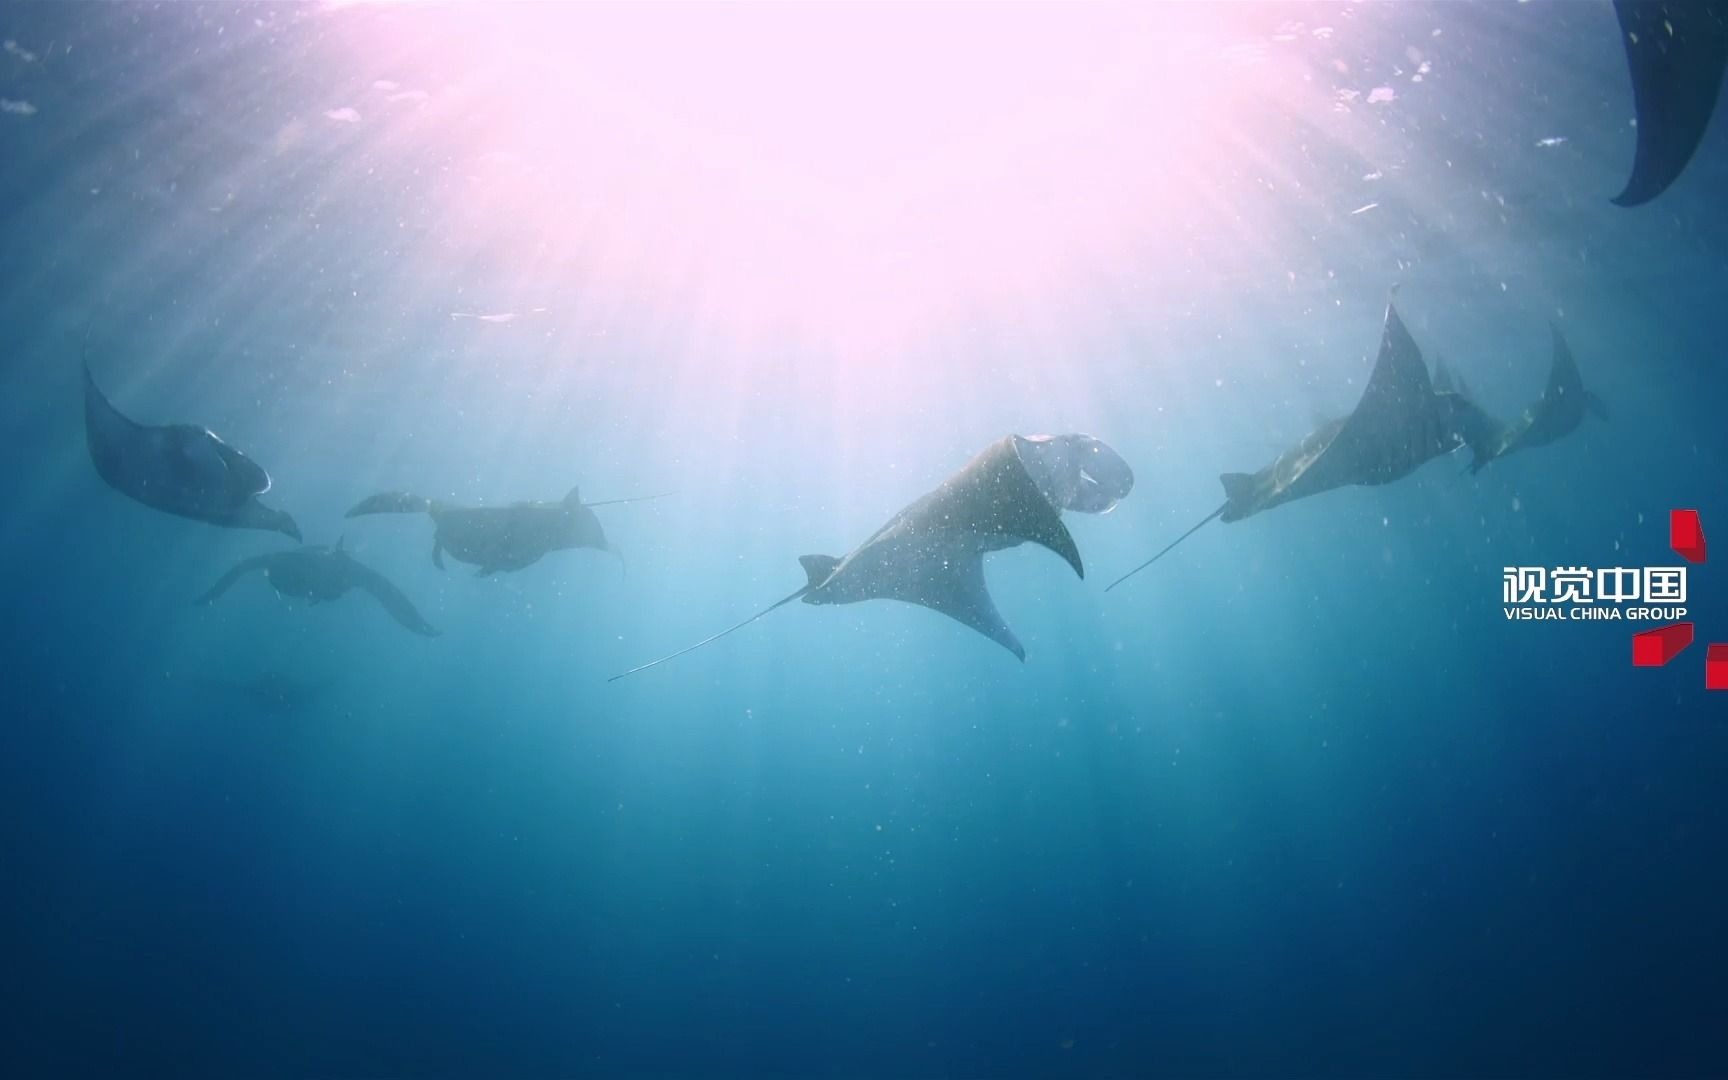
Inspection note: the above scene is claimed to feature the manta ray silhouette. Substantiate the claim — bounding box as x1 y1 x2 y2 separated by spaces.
1466 325 1609 473
196 540 440 637
345 487 669 576
84 363 300 540
609 434 1134 681
1109 303 1495 591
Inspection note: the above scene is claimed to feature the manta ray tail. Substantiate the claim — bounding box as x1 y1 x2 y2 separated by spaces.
608 585 810 682
346 492 436 518
583 491 676 509
798 554 842 589
1219 473 1255 503
1105 502 1228 592
1587 391 1611 422
194 555 272 606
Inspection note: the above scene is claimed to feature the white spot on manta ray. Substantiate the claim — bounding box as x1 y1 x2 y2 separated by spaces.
1349 202 1380 215
0 98 36 116
1367 86 1397 104
324 107 361 123
1535 136 1568 148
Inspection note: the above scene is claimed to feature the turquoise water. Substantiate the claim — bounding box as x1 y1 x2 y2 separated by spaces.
3 3 1725 1076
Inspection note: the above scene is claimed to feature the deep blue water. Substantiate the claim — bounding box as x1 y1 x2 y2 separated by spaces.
2 3 1726 1077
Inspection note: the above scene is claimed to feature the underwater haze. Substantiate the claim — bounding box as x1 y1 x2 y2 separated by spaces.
2 2 1726 1077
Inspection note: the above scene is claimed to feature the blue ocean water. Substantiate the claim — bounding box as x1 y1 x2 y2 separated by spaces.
2 3 1726 1077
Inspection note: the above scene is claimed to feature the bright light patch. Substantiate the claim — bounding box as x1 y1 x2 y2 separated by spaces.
322 3 1317 353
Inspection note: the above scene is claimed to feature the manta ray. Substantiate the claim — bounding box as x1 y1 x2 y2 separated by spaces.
1466 325 1608 473
344 487 667 576
1109 303 1495 591
196 540 440 637
84 364 300 540
1612 0 1728 206
610 434 1134 680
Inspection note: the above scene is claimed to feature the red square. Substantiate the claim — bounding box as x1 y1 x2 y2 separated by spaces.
1670 509 1707 564
1633 622 1694 667
1708 644 1728 691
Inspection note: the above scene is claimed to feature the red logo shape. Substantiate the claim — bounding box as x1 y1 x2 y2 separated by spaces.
1634 622 1695 666
1671 509 1707 564
1638 509 1723 689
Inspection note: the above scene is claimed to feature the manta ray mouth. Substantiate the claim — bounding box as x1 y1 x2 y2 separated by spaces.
1079 468 1121 515
1015 433 1134 515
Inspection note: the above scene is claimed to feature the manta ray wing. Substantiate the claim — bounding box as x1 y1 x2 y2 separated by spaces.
1228 304 1444 520
83 364 150 492
1469 324 1600 472
813 526 1028 659
1613 0 1728 207
343 559 441 637
895 436 1085 579
1542 323 1586 403
1313 302 1444 486
1502 325 1595 456
901 549 1025 661
83 363 144 439
195 555 275 605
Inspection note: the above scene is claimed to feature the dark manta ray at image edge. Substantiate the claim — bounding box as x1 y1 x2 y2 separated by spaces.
1611 0 1728 206
608 434 1134 681
1107 302 1494 592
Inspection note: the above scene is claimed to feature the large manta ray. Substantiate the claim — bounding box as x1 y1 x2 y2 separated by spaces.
610 434 1134 680
1467 325 1609 473
84 365 300 540
1109 303 1494 591
196 540 440 637
1613 0 1728 206
344 487 668 576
